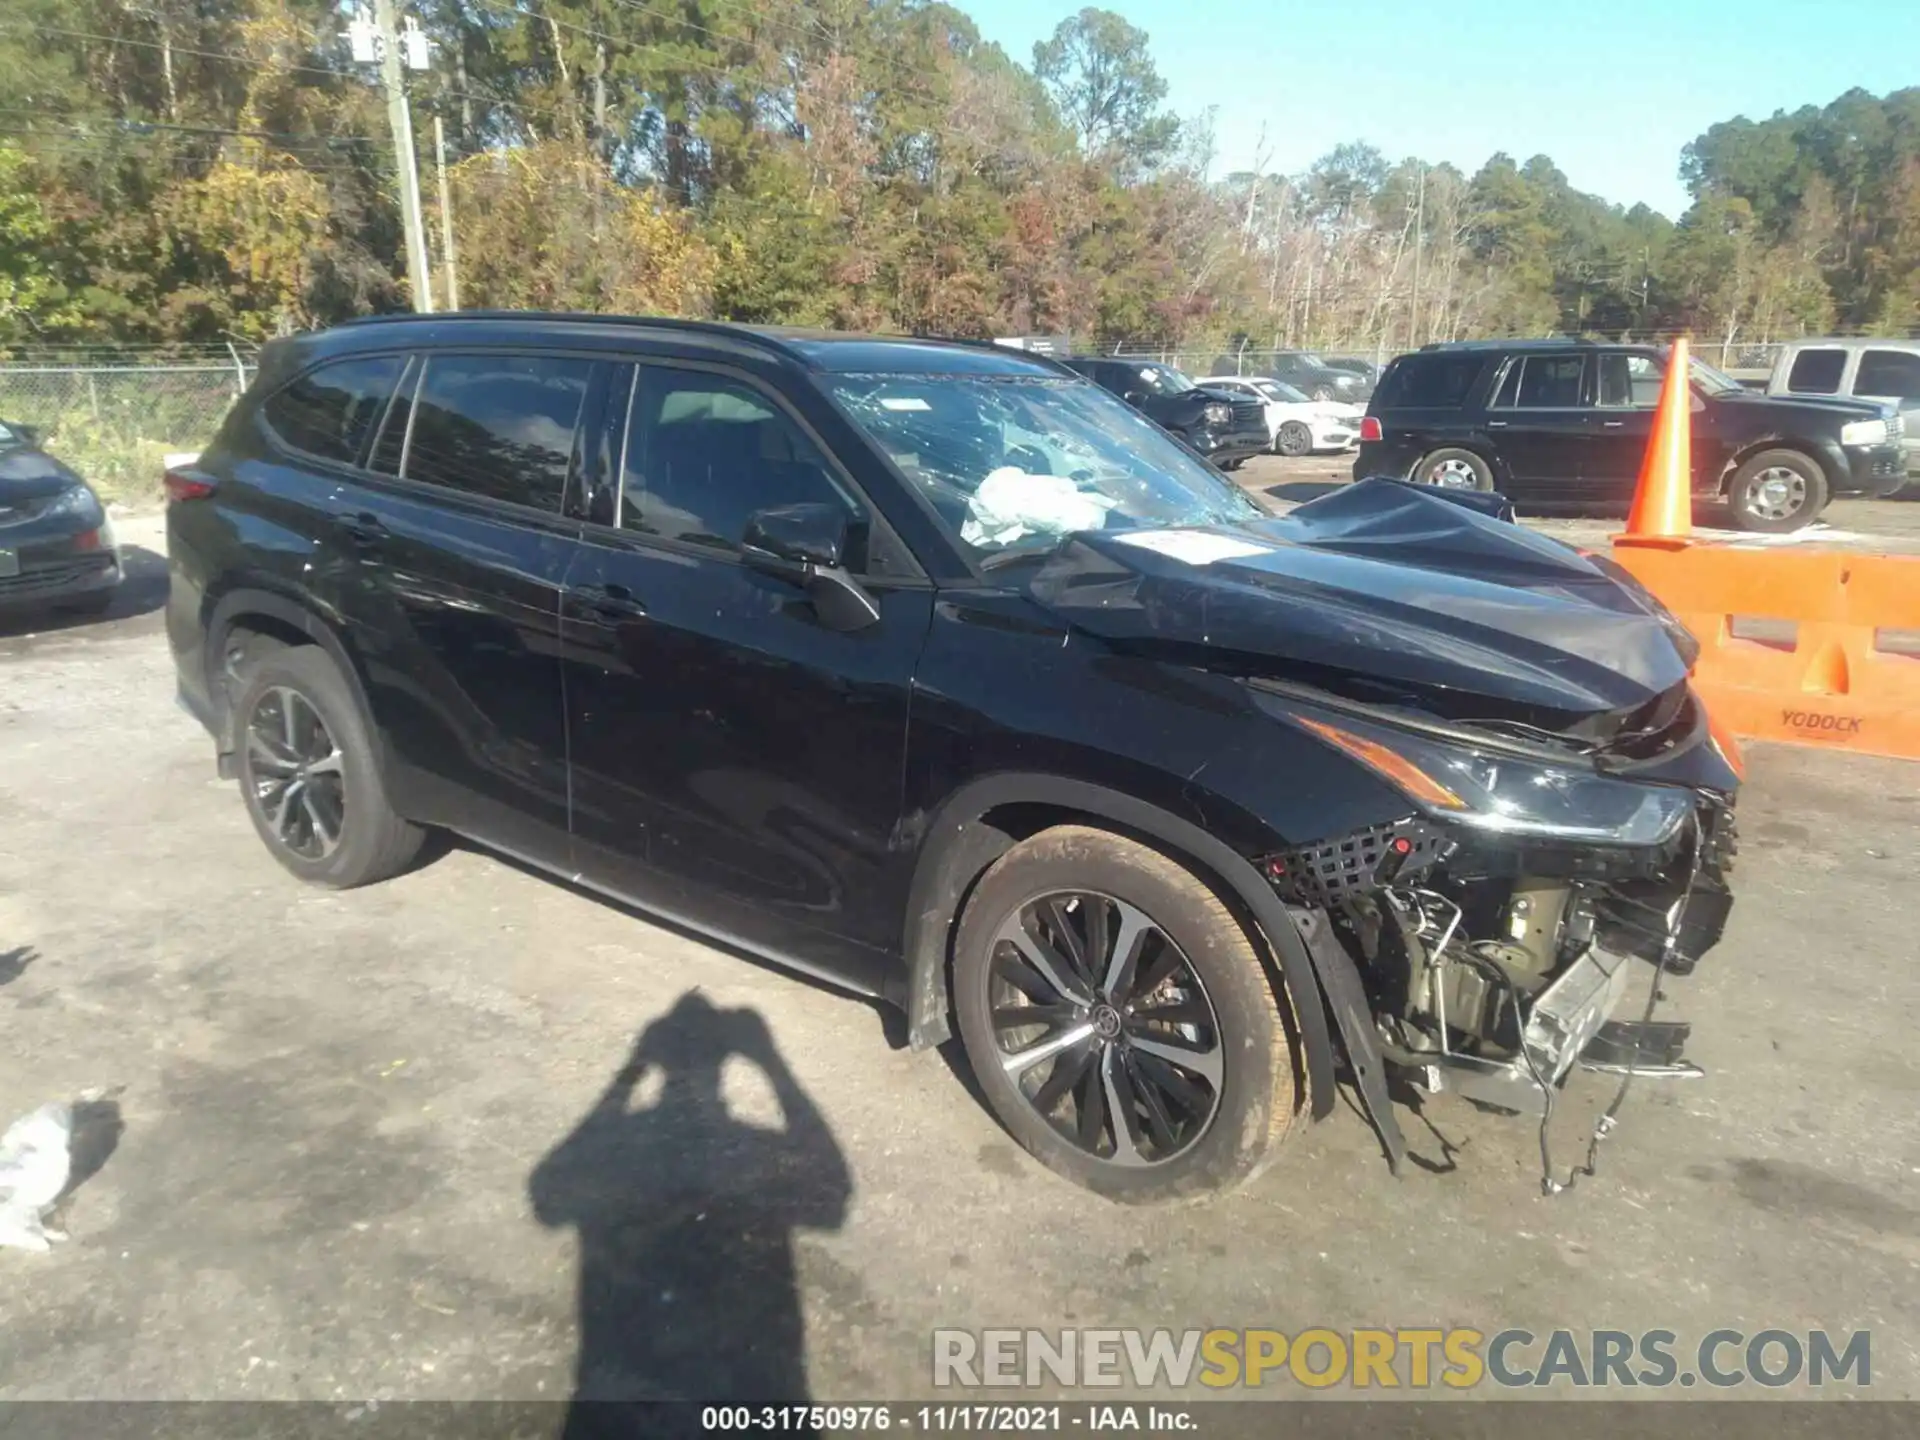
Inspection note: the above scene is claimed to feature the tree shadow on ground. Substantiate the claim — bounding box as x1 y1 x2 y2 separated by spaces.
531 991 852 1437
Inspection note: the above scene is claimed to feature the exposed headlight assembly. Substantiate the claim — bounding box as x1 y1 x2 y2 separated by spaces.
1840 418 1889 447
1285 708 1693 846
1202 402 1231 425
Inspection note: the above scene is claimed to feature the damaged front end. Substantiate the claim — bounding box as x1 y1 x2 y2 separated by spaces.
1025 478 1742 1189
1246 679 1739 1191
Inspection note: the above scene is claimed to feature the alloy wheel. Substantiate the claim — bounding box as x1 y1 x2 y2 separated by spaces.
987 891 1223 1167
245 686 346 860
1746 466 1808 523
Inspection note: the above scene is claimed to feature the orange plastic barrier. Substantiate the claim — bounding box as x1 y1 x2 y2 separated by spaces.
1610 541 1920 761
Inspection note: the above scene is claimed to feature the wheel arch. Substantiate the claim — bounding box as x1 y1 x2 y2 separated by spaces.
899 773 1339 1122
1718 437 1833 496
203 586 383 780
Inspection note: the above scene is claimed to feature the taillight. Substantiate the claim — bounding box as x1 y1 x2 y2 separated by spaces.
1359 416 1382 443
164 469 216 504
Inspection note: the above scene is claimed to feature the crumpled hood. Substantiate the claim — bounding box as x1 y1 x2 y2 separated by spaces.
1026 478 1692 725
0 445 84 504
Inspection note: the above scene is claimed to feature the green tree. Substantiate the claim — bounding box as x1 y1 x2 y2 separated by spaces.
1032 8 1177 178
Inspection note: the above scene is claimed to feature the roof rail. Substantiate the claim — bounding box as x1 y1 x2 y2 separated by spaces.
327 310 814 361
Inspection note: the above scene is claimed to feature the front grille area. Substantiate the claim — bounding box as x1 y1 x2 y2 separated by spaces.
1264 820 1453 907
0 555 114 598
1872 450 1906 478
1230 399 1264 427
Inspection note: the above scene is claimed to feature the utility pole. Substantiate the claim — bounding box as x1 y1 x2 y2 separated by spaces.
433 113 459 310
1410 163 1425 350
371 0 433 312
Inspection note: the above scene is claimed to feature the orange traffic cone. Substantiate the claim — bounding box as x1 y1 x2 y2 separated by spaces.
1619 336 1694 545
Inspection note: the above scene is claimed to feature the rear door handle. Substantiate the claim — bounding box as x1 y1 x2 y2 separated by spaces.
573 581 646 620
1602 419 1626 429
336 511 388 546
1486 420 1508 428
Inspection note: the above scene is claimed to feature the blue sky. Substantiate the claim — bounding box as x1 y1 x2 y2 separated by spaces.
960 0 1920 218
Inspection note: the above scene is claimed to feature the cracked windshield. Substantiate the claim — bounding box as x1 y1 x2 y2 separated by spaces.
829 374 1260 564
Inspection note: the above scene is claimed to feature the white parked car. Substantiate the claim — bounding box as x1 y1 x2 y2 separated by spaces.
1203 377 1365 456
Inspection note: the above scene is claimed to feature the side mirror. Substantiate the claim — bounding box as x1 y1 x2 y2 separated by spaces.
741 503 880 633
743 501 849 571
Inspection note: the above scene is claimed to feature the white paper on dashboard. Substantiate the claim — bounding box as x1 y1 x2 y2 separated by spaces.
1110 531 1274 565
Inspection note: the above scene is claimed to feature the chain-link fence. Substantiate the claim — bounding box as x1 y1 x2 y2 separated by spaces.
0 362 255 504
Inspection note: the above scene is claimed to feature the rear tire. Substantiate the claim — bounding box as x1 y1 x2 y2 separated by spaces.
1414 447 1494 491
234 647 425 888
1276 421 1313 457
1727 449 1827 533
952 825 1298 1203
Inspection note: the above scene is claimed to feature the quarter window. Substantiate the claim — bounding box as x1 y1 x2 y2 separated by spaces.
1786 349 1846 395
619 367 859 553
261 356 402 464
398 353 592 512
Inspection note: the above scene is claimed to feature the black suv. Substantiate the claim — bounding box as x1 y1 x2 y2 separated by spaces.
167 313 1738 1201
1357 340 1907 532
1266 352 1370 402
1057 357 1270 469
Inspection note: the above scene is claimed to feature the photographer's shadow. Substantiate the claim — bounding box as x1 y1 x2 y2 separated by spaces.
532 992 852 1423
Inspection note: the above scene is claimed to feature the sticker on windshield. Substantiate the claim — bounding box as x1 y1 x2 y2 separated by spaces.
879 396 931 411
1112 531 1274 565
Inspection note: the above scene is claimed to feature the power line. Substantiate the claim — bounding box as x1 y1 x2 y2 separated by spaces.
0 20 356 86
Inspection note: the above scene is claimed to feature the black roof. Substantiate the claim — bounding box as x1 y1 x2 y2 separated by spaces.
324 311 1067 377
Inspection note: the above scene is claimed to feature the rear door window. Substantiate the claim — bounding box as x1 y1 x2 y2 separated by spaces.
262 356 403 464
398 353 593 513
1493 355 1585 408
1854 349 1920 406
1786 348 1847 395
619 365 861 554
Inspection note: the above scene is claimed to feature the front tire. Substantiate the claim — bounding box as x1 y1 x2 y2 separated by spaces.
1414 447 1494 491
1727 449 1828 532
234 647 425 888
953 826 1299 1203
1276 421 1313 457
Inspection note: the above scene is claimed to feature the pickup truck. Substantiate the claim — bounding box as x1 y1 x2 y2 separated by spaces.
1734 339 1919 479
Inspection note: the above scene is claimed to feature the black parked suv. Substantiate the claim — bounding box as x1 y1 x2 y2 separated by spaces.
1357 340 1907 532
168 314 1739 1201
1057 357 1270 469
1266 352 1370 402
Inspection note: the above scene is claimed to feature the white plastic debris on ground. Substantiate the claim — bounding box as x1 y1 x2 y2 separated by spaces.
0 1101 74 1252
961 467 1117 548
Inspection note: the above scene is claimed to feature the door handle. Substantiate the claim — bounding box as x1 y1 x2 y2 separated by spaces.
1602 420 1626 429
335 511 387 546
1487 420 1508 428
573 581 646 620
